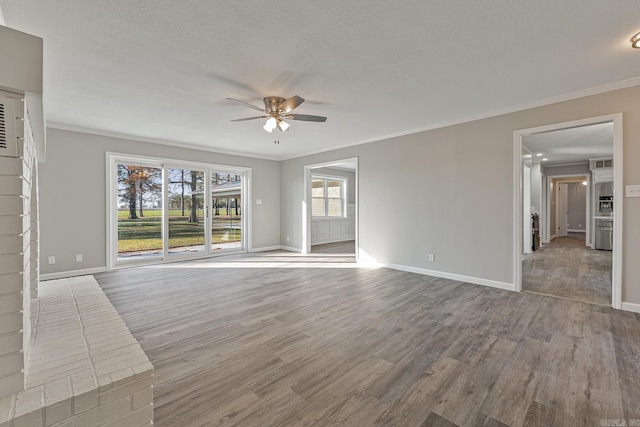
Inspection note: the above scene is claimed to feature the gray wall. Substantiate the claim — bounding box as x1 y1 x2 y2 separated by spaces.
281 85 640 303
39 128 281 274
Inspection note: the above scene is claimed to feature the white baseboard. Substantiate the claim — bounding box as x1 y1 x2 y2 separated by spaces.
621 302 640 314
279 245 302 253
249 246 281 253
567 229 586 233
380 262 515 292
311 236 355 246
40 267 107 281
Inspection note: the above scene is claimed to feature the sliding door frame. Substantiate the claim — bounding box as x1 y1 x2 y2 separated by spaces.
106 152 251 270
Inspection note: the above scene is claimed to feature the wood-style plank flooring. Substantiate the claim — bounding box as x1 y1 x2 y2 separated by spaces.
95 250 640 426
522 236 612 305
311 240 355 254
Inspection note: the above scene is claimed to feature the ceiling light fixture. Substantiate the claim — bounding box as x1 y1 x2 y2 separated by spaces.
277 119 290 132
536 153 543 157
263 117 277 133
582 181 588 186
542 158 548 161
632 32 640 48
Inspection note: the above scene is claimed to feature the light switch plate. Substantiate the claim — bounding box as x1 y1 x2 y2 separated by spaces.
626 185 640 198
256 199 263 205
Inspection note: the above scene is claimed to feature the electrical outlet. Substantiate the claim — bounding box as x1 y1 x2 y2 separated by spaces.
286 236 290 242
48 256 56 265
76 254 83 263
428 254 435 262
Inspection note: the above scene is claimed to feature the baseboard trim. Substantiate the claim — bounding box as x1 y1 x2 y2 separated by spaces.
567 229 586 233
40 267 107 281
380 262 516 292
249 246 281 253
621 302 640 314
311 237 356 245
280 245 302 253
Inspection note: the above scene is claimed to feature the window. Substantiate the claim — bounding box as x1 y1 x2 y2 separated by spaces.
312 176 346 218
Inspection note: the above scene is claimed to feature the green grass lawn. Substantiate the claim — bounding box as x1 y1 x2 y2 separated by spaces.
118 215 241 253
117 209 240 219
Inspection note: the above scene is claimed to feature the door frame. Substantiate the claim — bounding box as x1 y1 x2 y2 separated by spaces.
302 157 358 258
513 113 623 309
106 152 251 270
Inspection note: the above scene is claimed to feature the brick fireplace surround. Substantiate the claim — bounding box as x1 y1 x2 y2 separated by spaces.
1 26 154 427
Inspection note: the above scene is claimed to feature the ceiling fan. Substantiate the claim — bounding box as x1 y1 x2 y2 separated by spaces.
227 95 327 133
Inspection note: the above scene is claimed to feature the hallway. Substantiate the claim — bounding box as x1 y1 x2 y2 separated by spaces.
522 236 612 305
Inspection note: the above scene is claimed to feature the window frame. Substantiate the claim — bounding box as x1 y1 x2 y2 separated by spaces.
311 174 347 219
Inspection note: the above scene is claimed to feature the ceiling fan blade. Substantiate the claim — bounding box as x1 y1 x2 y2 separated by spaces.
230 116 269 122
278 95 305 113
226 98 265 113
288 114 327 122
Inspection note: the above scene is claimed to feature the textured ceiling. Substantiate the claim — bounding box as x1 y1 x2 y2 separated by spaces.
523 122 613 166
1 1 639 160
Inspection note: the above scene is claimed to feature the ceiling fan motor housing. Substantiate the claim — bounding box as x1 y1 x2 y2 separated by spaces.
264 97 286 114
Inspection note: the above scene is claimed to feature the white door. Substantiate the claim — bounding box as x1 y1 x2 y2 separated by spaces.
557 183 568 237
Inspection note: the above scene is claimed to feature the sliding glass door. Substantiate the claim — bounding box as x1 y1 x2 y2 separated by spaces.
110 155 247 267
211 171 242 252
167 168 206 255
116 163 163 261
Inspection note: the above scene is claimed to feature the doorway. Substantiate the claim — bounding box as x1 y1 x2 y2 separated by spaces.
513 114 623 308
303 158 358 258
108 153 250 269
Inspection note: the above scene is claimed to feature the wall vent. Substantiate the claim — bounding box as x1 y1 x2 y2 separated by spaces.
0 97 19 158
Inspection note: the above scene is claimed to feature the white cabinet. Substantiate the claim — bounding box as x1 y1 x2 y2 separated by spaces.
590 158 613 183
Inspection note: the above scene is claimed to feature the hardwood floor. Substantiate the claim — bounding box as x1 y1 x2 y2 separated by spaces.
522 236 612 305
95 250 640 426
311 240 356 254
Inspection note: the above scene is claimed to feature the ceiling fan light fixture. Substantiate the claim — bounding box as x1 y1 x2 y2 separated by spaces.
632 32 640 48
278 119 290 132
263 117 277 132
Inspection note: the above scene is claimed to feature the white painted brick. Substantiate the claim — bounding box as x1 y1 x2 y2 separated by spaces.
131 385 153 411
0 312 22 335
0 234 23 256
0 396 12 427
0 176 23 196
0 331 22 356
0 274 22 295
73 395 131 426
0 292 21 315
0 352 23 377
0 158 23 176
0 254 24 274
13 386 43 427
44 377 72 426
99 376 153 406
0 196 22 216
71 372 98 414
102 403 153 427
0 215 22 235
0 372 23 402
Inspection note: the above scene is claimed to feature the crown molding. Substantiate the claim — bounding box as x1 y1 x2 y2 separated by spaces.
47 122 281 162
280 76 640 161
49 76 640 163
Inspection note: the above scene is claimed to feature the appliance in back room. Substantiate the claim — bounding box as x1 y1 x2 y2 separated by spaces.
595 181 613 251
